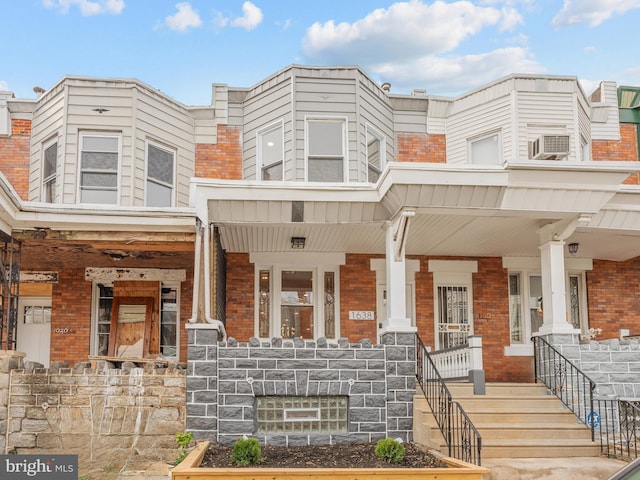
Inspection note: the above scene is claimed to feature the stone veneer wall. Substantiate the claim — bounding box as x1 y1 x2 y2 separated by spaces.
545 334 640 398
186 324 416 445
0 352 186 463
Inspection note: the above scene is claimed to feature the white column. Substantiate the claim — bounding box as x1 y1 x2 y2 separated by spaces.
383 219 416 333
537 240 578 335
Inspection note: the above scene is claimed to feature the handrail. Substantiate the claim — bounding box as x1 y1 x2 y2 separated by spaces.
416 334 482 465
532 335 596 439
533 335 638 460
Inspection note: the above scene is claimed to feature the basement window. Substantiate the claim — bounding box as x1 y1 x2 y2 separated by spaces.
256 396 348 434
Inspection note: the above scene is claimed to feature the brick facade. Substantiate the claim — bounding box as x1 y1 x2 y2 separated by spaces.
586 258 640 339
195 125 243 179
396 133 446 163
593 123 639 185
0 119 31 200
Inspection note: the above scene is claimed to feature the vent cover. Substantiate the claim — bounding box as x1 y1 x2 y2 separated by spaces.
529 135 570 160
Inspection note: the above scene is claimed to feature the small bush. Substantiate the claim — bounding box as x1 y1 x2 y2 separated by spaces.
174 432 194 465
375 438 405 464
230 436 262 466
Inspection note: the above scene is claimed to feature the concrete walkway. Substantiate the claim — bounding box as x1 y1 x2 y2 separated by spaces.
482 456 628 480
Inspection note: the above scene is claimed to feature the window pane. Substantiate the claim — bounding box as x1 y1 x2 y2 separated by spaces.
260 126 283 167
44 143 57 178
367 136 381 170
470 134 500 165
509 274 523 343
308 121 343 156
81 188 117 204
569 276 580 330
81 151 118 170
148 144 174 185
529 275 543 335
263 161 282 181
308 158 343 182
281 271 313 339
83 136 118 152
146 180 172 207
324 272 335 339
160 286 178 357
259 270 270 337
81 172 117 187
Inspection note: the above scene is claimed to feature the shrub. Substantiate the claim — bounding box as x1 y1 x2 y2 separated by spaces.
174 432 194 465
375 438 405 464
230 436 262 466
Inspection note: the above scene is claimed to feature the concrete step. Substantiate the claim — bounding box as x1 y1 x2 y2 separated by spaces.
445 382 549 396
480 439 601 458
474 423 593 440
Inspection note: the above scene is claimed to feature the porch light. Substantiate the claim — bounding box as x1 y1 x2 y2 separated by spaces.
568 242 579 256
291 236 306 249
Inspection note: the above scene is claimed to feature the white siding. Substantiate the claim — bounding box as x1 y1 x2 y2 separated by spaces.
591 81 621 141
446 95 512 165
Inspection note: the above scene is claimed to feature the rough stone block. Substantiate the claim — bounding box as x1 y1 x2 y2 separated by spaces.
8 432 36 448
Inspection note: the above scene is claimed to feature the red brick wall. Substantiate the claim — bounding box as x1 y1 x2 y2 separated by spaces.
49 268 194 365
340 254 378 342
0 119 31 200
195 125 243 179
593 123 639 185
396 133 446 163
225 252 254 341
587 258 640 339
50 269 92 364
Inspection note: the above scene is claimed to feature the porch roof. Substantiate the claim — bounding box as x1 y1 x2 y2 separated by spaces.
194 162 640 262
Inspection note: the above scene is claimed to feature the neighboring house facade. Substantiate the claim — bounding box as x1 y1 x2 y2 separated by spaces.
0 65 638 386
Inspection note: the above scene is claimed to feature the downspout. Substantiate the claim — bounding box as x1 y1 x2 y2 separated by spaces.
204 222 227 340
187 219 203 324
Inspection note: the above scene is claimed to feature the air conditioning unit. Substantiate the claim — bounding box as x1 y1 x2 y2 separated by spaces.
529 135 570 160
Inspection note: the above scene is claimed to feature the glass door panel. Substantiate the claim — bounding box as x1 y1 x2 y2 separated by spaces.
281 271 313 339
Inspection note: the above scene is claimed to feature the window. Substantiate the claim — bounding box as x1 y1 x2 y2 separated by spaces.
146 141 175 207
257 396 347 434
258 123 283 181
42 139 57 203
469 132 501 165
366 125 384 182
79 133 119 204
307 118 346 182
92 282 180 359
23 303 51 325
507 270 587 349
254 262 340 340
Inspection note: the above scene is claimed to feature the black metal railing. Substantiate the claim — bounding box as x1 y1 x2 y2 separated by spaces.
416 334 482 465
533 336 639 460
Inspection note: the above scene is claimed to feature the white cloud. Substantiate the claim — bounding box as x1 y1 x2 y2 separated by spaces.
165 2 202 32
42 0 124 15
302 0 504 65
499 7 523 31
552 0 640 28
230 1 263 30
372 47 545 94
583 45 597 53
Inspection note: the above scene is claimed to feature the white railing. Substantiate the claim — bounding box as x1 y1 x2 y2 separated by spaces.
430 336 483 380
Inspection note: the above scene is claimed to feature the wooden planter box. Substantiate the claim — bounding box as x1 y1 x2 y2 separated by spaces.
171 441 490 480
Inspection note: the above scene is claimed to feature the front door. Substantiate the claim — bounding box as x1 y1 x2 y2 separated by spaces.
280 270 314 338
436 285 471 349
16 297 51 366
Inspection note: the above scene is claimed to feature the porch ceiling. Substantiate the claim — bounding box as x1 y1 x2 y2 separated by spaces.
202 163 640 262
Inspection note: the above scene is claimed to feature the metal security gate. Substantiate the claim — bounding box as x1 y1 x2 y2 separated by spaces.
436 285 470 349
0 232 20 350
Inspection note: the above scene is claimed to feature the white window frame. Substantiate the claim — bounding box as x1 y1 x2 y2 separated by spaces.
257 120 284 181
78 131 121 205
145 139 176 207
503 257 591 356
251 252 344 340
42 136 58 203
305 116 348 182
365 124 385 183
468 130 502 165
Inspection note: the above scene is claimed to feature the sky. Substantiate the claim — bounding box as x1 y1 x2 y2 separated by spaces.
1 0 640 106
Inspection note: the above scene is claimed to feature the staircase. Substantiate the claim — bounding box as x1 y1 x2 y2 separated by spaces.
414 382 601 458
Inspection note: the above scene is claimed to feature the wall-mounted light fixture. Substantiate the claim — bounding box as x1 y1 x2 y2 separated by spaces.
291 236 306 249
568 242 579 256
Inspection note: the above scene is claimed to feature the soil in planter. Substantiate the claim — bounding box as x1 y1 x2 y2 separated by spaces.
201 442 449 469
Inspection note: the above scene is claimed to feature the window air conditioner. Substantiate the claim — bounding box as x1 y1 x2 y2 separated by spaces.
529 135 570 160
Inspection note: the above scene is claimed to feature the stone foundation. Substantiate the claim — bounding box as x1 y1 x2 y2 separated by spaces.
186 324 416 445
0 352 186 462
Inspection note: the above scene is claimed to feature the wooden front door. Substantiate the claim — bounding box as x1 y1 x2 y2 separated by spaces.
108 297 154 358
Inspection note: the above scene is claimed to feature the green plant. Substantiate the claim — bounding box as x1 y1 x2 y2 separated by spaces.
230 436 262 466
375 437 406 464
174 431 195 465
